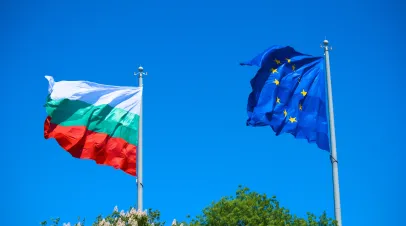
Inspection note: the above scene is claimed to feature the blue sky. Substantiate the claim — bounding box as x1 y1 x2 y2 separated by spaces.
1 0 405 225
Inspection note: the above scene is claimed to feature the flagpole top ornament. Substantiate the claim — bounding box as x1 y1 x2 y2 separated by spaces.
321 39 332 52
135 65 147 78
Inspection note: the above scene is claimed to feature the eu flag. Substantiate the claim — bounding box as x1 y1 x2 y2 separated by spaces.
241 45 330 151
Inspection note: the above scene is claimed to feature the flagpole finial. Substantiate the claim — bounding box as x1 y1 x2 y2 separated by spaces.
321 39 332 52
134 65 147 79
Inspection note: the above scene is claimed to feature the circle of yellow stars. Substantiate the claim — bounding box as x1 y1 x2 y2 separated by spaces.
270 57 307 123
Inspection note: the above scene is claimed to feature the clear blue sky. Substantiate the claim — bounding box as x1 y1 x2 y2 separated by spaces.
2 0 405 225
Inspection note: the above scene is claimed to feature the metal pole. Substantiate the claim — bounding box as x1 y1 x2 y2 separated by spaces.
323 40 342 226
135 66 145 211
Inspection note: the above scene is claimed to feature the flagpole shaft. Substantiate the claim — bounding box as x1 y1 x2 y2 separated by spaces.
137 66 144 211
323 40 342 226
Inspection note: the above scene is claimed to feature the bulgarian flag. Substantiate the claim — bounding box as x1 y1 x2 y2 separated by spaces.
43 76 142 176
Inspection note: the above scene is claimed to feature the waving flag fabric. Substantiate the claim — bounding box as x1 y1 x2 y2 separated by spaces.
44 76 142 175
241 46 330 151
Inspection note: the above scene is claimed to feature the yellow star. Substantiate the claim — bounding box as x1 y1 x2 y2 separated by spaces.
276 97 281 104
283 109 287 117
273 78 280 86
286 58 291 63
270 68 278 74
274 59 281 65
299 103 303 111
301 89 307 97
292 64 296 71
289 116 297 123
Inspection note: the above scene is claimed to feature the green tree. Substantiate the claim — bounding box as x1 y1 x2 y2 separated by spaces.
42 186 336 226
186 185 337 226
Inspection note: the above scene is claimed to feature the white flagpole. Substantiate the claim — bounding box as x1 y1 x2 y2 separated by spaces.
323 40 342 226
135 66 146 211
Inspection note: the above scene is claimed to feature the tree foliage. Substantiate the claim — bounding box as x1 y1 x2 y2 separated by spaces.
42 186 336 226
40 207 166 226
187 185 337 226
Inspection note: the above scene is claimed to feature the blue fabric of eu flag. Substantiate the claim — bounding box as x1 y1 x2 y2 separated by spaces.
241 45 330 151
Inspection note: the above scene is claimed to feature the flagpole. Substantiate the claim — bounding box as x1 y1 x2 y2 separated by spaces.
135 66 145 211
323 40 342 226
